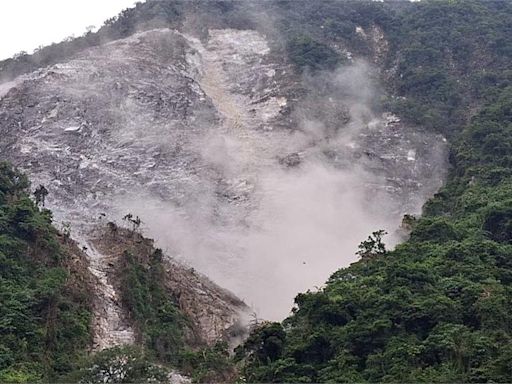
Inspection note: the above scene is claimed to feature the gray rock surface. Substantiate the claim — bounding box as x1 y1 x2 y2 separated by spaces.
0 27 447 330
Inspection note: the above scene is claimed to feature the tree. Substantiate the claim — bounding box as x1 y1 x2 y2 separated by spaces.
61 222 71 242
123 213 142 233
356 230 387 260
107 221 118 238
33 184 49 207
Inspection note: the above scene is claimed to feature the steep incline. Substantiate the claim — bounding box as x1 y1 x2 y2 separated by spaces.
83 239 135 350
0 28 446 323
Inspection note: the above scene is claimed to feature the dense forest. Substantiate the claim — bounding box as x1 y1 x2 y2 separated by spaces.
1 0 512 382
236 88 512 381
0 161 235 382
234 1 512 382
0 163 92 382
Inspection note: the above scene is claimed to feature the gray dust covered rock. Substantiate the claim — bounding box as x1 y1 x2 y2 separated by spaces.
0 26 446 339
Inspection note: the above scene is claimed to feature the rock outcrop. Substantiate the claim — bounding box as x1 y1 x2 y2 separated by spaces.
91 225 250 348
0 26 447 327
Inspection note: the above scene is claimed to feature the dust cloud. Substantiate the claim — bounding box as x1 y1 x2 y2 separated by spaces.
113 60 419 321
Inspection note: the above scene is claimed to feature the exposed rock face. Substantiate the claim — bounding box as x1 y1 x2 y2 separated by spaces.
0 27 446 328
82 238 136 351
92 226 250 347
163 258 249 347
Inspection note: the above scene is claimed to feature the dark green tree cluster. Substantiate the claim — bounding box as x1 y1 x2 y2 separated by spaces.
0 163 92 382
119 248 185 365
384 0 512 135
180 341 236 383
237 88 512 382
286 35 342 72
236 1 512 381
117 248 236 382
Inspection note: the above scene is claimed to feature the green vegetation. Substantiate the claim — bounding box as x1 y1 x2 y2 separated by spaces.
2 1 512 382
286 35 341 71
385 0 512 135
119 248 185 364
0 163 92 382
236 88 512 383
117 247 236 383
235 1 512 382
64 346 171 384
181 342 236 383
47 236 235 383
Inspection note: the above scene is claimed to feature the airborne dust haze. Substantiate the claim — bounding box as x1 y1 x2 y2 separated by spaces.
112 56 445 320
2 9 446 321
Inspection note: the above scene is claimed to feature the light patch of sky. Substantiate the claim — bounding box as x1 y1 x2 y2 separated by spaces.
0 0 141 60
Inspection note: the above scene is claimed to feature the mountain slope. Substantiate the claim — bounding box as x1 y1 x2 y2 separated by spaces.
0 25 446 321
1 0 512 382
234 1 512 382
236 85 512 383
0 163 94 382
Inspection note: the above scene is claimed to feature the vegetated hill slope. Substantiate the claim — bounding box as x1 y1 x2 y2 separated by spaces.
1 0 512 382
0 163 94 382
234 1 512 383
90 224 249 349
0 14 446 323
237 86 512 383
0 162 249 383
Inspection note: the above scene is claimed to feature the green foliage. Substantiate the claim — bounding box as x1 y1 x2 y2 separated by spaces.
239 81 512 382
238 1 512 382
181 342 236 383
235 323 286 364
0 162 92 381
286 35 341 71
384 0 512 136
118 249 236 382
119 249 184 365
356 230 387 260
64 346 170 384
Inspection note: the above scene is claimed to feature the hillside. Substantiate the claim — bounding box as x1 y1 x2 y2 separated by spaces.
0 162 94 382
0 164 252 383
234 1 512 382
1 0 512 382
236 89 512 382
0 4 446 323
